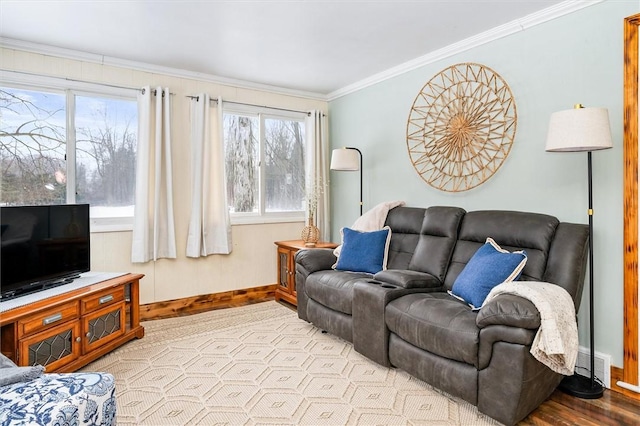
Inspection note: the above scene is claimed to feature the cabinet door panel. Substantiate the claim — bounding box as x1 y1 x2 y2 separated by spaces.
20 321 81 370
278 247 290 291
82 302 126 353
289 250 298 297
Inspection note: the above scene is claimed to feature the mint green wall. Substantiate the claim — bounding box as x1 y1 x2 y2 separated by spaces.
329 0 638 368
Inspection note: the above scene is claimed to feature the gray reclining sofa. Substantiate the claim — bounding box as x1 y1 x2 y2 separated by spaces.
295 206 589 425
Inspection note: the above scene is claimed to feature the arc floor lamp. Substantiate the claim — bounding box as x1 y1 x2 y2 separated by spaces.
330 147 363 216
545 104 613 399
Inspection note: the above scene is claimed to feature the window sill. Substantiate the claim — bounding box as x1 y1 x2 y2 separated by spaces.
89 215 305 233
90 218 133 233
230 214 305 226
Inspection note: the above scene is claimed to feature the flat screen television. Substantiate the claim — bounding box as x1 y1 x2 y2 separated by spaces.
1 204 90 300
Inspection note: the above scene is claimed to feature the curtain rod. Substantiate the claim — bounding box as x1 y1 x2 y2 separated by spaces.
64 80 174 96
1 69 175 95
186 95 311 116
1 68 140 92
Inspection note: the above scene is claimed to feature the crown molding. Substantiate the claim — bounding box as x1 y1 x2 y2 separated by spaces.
0 37 328 102
327 0 604 101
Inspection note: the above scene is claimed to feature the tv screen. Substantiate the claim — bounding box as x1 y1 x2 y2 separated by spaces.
0 204 90 300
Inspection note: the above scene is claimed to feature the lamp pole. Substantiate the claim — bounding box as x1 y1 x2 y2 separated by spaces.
586 150 601 396
557 150 604 399
344 146 363 216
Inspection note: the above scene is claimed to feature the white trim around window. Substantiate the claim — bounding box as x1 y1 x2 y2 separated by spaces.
1 71 140 233
223 103 307 225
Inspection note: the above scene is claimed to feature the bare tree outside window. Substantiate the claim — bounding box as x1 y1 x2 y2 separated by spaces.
0 87 137 219
223 112 305 215
0 88 66 205
224 114 259 213
264 118 305 212
75 95 137 218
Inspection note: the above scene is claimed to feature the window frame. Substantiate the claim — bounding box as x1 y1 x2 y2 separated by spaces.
0 71 139 233
223 103 307 225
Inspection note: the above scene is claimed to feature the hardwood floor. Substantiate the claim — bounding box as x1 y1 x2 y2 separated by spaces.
522 388 640 425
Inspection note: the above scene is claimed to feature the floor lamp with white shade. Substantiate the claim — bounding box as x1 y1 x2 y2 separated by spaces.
330 147 363 216
545 104 613 399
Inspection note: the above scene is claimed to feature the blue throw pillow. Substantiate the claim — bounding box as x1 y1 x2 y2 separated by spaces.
334 227 392 274
449 237 527 309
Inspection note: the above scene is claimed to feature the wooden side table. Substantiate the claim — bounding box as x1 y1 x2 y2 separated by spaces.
274 240 338 307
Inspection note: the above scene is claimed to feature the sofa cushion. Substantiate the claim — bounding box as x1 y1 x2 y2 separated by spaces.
384 206 465 279
450 238 527 309
444 211 559 290
386 293 480 367
334 226 392 274
305 270 370 315
407 206 465 280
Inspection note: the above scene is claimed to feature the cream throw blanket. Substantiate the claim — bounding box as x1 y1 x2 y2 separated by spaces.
484 281 578 376
334 200 405 258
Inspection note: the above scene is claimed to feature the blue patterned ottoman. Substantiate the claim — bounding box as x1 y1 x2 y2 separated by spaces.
0 372 116 426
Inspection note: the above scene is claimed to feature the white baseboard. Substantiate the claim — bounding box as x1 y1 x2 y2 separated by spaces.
616 380 640 393
574 346 611 388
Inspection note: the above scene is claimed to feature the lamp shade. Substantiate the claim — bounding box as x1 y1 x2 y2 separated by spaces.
330 148 360 170
545 107 613 152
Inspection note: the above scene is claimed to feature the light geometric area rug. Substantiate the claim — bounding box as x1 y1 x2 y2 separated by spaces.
81 301 500 425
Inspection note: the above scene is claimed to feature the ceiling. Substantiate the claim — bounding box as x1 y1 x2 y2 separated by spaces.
0 1 571 97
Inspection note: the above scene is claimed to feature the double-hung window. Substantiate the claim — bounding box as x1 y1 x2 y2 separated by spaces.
0 79 138 231
223 105 306 224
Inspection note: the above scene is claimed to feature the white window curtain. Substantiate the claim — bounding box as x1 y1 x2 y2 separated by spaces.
186 94 232 257
131 86 176 263
305 110 330 242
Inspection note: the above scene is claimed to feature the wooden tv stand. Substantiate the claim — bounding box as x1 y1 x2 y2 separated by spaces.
0 273 145 373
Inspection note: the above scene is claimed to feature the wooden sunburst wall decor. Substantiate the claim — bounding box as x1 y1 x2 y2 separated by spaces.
406 63 517 192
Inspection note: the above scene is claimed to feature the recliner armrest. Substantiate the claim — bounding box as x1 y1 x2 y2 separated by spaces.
295 248 337 323
295 248 337 274
478 325 537 369
373 269 442 289
476 294 541 329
